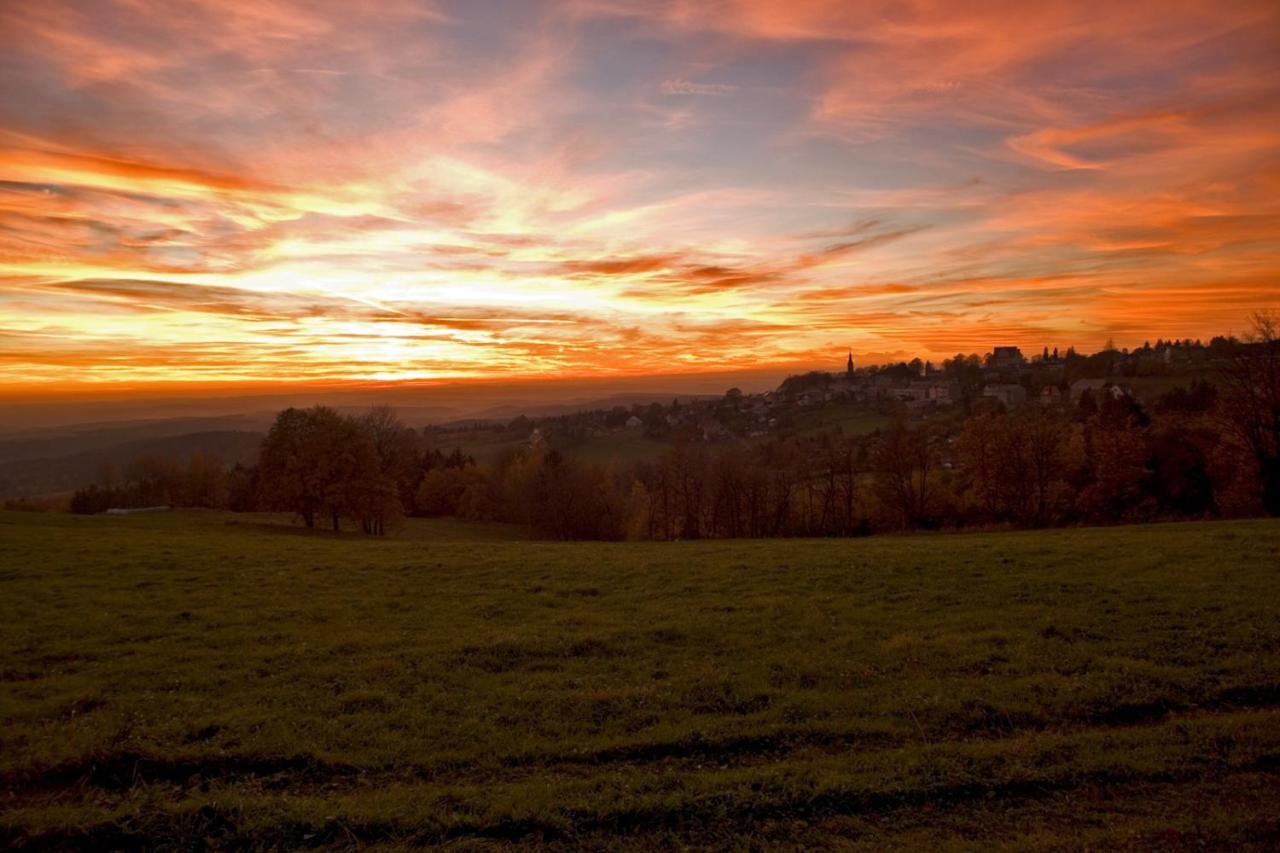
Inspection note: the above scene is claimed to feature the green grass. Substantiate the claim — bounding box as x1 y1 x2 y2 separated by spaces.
446 427 668 468
2 511 1279 849
562 431 669 466
793 402 892 437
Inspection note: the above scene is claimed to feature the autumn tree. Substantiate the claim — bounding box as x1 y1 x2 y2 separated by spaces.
1019 406 1068 527
182 451 228 508
257 407 340 528
956 412 1005 521
359 406 421 513
257 406 400 533
1079 409 1150 522
873 420 938 529
1218 312 1280 514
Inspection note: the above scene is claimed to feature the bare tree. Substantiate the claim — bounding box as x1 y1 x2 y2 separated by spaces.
1020 407 1068 527
874 420 937 529
1218 312 1280 514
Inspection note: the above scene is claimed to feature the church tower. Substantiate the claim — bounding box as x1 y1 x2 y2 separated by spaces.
846 350 854 377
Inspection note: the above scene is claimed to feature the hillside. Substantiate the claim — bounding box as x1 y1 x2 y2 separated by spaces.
0 431 263 499
2 512 1278 848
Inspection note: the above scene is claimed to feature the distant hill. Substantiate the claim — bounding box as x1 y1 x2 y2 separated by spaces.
0 415 271 465
0 393 719 498
465 393 721 424
0 430 263 499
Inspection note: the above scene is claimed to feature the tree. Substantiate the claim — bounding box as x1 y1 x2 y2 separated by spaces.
1218 313 1280 514
257 407 337 528
956 412 1005 521
1019 407 1068 527
320 414 396 533
416 466 484 516
873 420 937 529
257 406 396 532
527 450 621 540
183 451 227 508
359 406 421 514
226 463 258 512
943 354 984 413
1149 422 1216 517
127 456 182 506
1080 415 1150 522
957 409 1067 527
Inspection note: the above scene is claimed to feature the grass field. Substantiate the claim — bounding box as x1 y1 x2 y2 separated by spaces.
3 511 1280 849
562 432 670 467
791 403 892 439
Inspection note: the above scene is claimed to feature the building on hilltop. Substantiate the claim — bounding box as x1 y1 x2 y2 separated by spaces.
990 346 1025 369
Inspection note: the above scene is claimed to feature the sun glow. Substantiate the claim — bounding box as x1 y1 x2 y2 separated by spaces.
1 0 1277 393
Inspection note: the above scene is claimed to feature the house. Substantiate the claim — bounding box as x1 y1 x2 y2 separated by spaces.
701 419 730 441
625 415 643 429
982 383 1027 408
990 346 1025 369
905 380 933 401
893 381 957 409
799 388 827 406
1039 385 1063 406
927 382 957 406
1069 378 1106 402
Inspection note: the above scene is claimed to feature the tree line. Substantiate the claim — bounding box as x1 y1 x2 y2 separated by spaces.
70 315 1279 536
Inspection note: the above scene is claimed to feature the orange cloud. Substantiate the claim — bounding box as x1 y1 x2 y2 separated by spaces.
0 0 1277 395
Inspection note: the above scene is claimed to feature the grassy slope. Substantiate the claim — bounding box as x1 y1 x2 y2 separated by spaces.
2 511 1279 849
562 431 670 467
792 403 892 438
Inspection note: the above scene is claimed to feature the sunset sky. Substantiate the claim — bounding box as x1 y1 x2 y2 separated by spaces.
1 0 1278 393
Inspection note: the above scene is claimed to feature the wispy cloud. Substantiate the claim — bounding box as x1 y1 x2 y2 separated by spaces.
660 79 737 96
0 0 1277 391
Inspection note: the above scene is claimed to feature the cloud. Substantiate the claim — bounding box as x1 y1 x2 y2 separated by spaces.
1 0 1278 391
660 79 737 96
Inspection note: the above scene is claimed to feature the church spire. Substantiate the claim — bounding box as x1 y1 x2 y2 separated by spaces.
846 350 854 377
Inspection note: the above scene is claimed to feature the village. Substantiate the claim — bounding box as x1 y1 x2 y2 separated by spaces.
426 337 1226 459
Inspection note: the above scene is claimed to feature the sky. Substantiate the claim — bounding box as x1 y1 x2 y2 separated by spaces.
1 0 1278 395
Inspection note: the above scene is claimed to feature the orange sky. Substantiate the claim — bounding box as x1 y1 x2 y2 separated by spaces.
1 0 1278 395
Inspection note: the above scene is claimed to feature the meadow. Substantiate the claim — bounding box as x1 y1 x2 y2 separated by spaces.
2 510 1279 849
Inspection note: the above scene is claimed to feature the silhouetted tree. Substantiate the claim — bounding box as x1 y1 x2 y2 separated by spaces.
1218 313 1280 514
257 406 396 532
874 420 937 529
